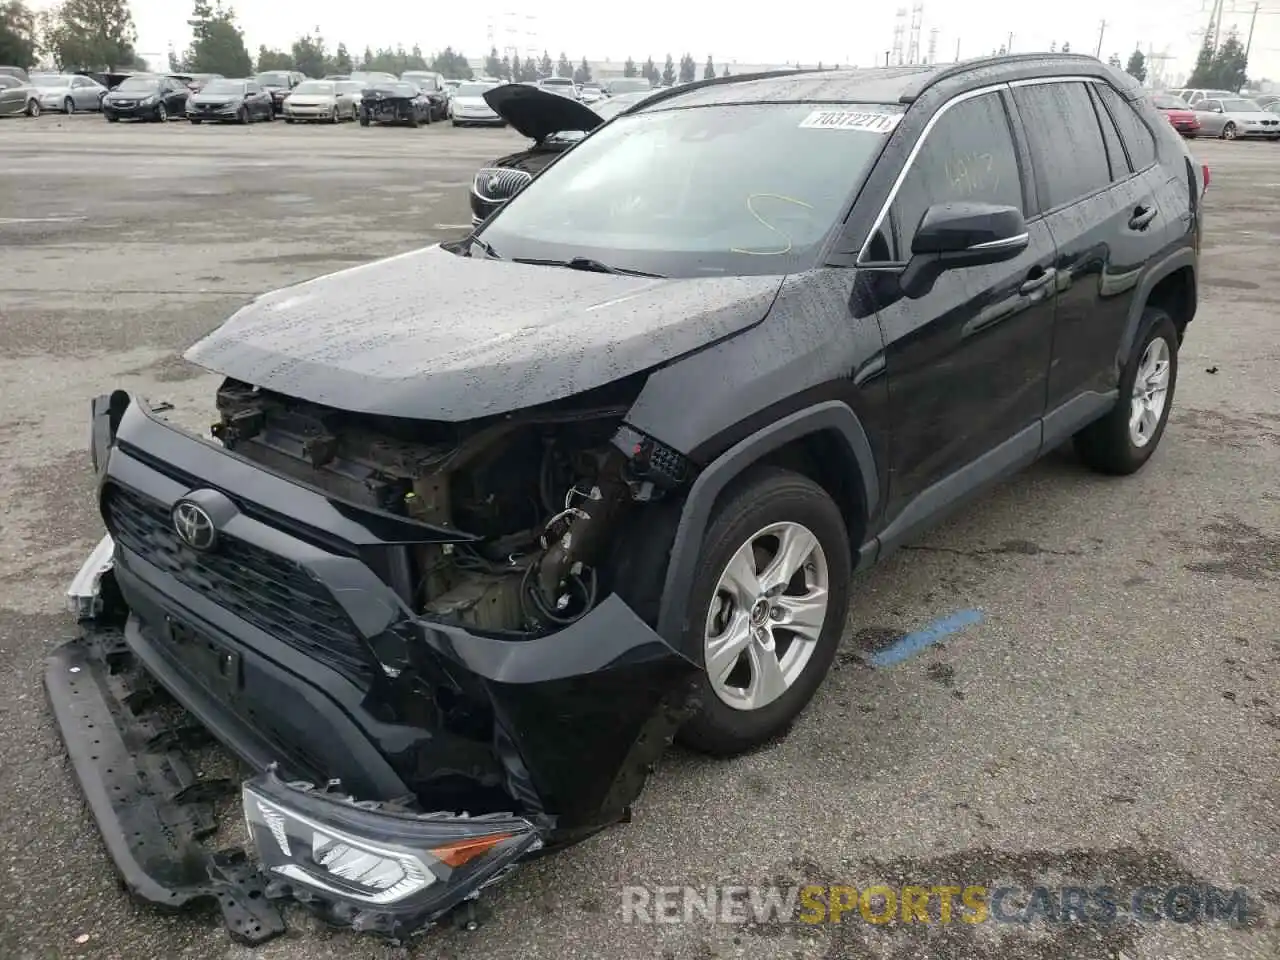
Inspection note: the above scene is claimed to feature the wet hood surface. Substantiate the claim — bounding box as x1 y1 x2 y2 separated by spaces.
185 245 784 420
484 83 603 141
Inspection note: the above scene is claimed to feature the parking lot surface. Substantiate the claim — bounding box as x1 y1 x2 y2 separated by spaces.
0 118 1275 960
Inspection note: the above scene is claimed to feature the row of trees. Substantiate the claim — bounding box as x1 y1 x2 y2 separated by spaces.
0 0 146 71
1187 31 1250 92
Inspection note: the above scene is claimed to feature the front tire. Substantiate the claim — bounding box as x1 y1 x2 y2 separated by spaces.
238 106 249 125
677 467 851 756
1073 308 1179 475
26 99 40 117
156 103 167 122
1222 121 1237 140
63 97 75 115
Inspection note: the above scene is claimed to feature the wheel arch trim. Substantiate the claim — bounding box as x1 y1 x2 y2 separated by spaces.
1118 247 1196 372
654 401 877 647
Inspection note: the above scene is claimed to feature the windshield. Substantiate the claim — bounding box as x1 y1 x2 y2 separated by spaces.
455 82 494 97
1151 95 1186 109
293 81 334 95
336 81 363 95
113 77 160 92
541 78 573 86
31 75 71 88
607 78 652 94
256 72 291 87
201 80 245 95
1221 98 1261 112
479 102 897 277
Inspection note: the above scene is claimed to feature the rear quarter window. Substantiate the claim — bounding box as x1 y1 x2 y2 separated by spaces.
1095 83 1157 170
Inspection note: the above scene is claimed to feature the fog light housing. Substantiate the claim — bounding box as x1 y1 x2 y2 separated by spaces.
242 770 542 932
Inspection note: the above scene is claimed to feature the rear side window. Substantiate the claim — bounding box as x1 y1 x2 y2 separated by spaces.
1095 84 1157 170
881 91 1023 261
1087 84 1131 180
1013 82 1111 210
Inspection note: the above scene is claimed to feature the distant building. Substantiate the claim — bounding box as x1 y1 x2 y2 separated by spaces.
465 57 847 80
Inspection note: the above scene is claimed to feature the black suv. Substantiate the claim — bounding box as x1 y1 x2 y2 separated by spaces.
51 55 1202 943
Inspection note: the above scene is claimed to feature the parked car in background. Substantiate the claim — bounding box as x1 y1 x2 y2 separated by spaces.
101 74 190 122
187 78 274 124
469 86 656 223
0 65 28 82
1193 96 1280 139
359 80 432 126
1150 93 1200 137
449 79 503 125
603 76 653 96
178 73 223 93
538 76 580 99
1252 93 1280 109
1180 87 1235 105
0 74 38 116
350 71 398 85
579 81 605 104
401 71 450 121
255 70 306 115
29 73 106 114
282 79 359 122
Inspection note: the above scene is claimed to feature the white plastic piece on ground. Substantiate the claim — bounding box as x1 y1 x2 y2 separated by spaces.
66 534 115 621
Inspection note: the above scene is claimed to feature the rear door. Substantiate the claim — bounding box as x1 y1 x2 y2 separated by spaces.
1009 79 1164 414
0 77 21 115
863 87 1058 518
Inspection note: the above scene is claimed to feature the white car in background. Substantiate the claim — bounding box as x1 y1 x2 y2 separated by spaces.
29 73 106 114
537 76 580 99
282 79 360 123
449 80 503 126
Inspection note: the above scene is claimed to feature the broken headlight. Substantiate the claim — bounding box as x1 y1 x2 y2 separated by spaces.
242 771 542 930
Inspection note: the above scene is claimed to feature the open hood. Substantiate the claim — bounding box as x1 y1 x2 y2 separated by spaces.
483 83 603 142
184 245 784 421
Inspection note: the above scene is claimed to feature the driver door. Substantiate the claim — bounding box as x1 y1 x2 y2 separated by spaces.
1195 99 1225 136
863 88 1057 525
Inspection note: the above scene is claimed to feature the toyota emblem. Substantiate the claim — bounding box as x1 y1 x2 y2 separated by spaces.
172 500 217 551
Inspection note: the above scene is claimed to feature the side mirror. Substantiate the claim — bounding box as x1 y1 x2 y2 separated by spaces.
899 202 1028 299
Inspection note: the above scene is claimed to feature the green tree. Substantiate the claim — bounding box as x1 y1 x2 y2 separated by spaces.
167 46 184 71
510 52 521 80
290 30 327 77
332 42 351 74
1061 41 1071 53
703 55 715 80
661 53 674 85
186 2 250 78
0 1 37 69
1212 31 1249 91
555 50 570 77
42 0 137 71
623 56 636 77
538 49 551 77
642 55 657 83
721 63 730 77
1125 47 1147 84
430 46 471 78
519 54 537 81
255 45 291 71
573 56 591 83
484 45 502 78
360 44 372 69
499 54 510 79
678 52 695 83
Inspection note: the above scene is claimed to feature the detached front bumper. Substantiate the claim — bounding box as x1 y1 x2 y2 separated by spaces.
45 392 699 942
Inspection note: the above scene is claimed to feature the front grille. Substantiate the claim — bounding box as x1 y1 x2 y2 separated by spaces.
472 167 533 202
104 484 374 680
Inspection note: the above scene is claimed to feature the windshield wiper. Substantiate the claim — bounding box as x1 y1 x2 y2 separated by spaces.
512 256 665 278
468 235 500 259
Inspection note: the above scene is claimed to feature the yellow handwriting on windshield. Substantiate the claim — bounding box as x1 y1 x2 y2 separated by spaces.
944 152 1000 198
731 194 815 256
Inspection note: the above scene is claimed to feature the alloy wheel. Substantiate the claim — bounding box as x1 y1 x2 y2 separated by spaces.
703 521 830 711
63 97 74 114
1223 122 1237 140
1129 337 1171 448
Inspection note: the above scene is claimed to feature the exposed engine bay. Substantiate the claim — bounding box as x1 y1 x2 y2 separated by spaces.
212 378 689 634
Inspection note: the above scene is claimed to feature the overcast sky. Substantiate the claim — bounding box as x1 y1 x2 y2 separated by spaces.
33 0 1280 84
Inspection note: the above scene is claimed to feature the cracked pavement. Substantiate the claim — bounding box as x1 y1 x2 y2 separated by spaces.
0 119 1275 959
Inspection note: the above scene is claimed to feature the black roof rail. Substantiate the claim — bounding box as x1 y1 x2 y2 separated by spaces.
901 51 1110 102
615 67 830 117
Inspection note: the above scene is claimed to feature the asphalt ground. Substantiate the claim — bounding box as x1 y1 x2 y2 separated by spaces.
0 116 1275 960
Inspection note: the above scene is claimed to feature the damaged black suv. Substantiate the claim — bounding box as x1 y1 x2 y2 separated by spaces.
51 54 1203 944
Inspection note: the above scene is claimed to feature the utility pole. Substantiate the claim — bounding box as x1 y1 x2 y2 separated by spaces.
1244 1 1260 60
1095 20 1107 58
1007 32 1014 54
955 38 961 62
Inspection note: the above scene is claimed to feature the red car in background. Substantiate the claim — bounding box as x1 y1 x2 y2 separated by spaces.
1151 93 1200 138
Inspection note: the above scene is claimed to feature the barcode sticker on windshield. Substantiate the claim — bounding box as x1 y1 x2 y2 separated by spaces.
799 110 901 132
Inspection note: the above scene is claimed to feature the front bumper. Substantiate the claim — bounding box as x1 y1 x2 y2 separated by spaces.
46 392 699 940
285 103 338 120
103 101 159 119
188 104 239 120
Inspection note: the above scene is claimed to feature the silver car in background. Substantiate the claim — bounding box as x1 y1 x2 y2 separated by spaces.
449 80 503 126
29 74 106 114
0 74 38 116
282 79 359 122
1193 96 1280 139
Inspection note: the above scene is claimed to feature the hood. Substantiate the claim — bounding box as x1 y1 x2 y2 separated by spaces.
1227 110 1272 120
484 83 602 141
287 93 336 106
452 96 494 108
105 89 157 100
192 91 236 104
185 244 784 420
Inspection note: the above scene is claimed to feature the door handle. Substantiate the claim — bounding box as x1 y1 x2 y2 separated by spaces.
1129 205 1157 230
1019 268 1056 297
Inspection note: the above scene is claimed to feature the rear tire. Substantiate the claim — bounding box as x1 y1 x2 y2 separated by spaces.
106 113 119 123
63 97 75 115
1073 308 1179 475
26 99 40 117
677 467 851 756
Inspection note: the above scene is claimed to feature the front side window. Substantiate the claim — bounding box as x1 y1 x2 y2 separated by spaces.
479 102 901 277
876 91 1022 262
1013 82 1111 211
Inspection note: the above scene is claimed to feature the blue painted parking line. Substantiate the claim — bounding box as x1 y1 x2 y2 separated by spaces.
869 608 985 668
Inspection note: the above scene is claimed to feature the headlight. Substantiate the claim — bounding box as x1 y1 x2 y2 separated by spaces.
243 771 542 930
